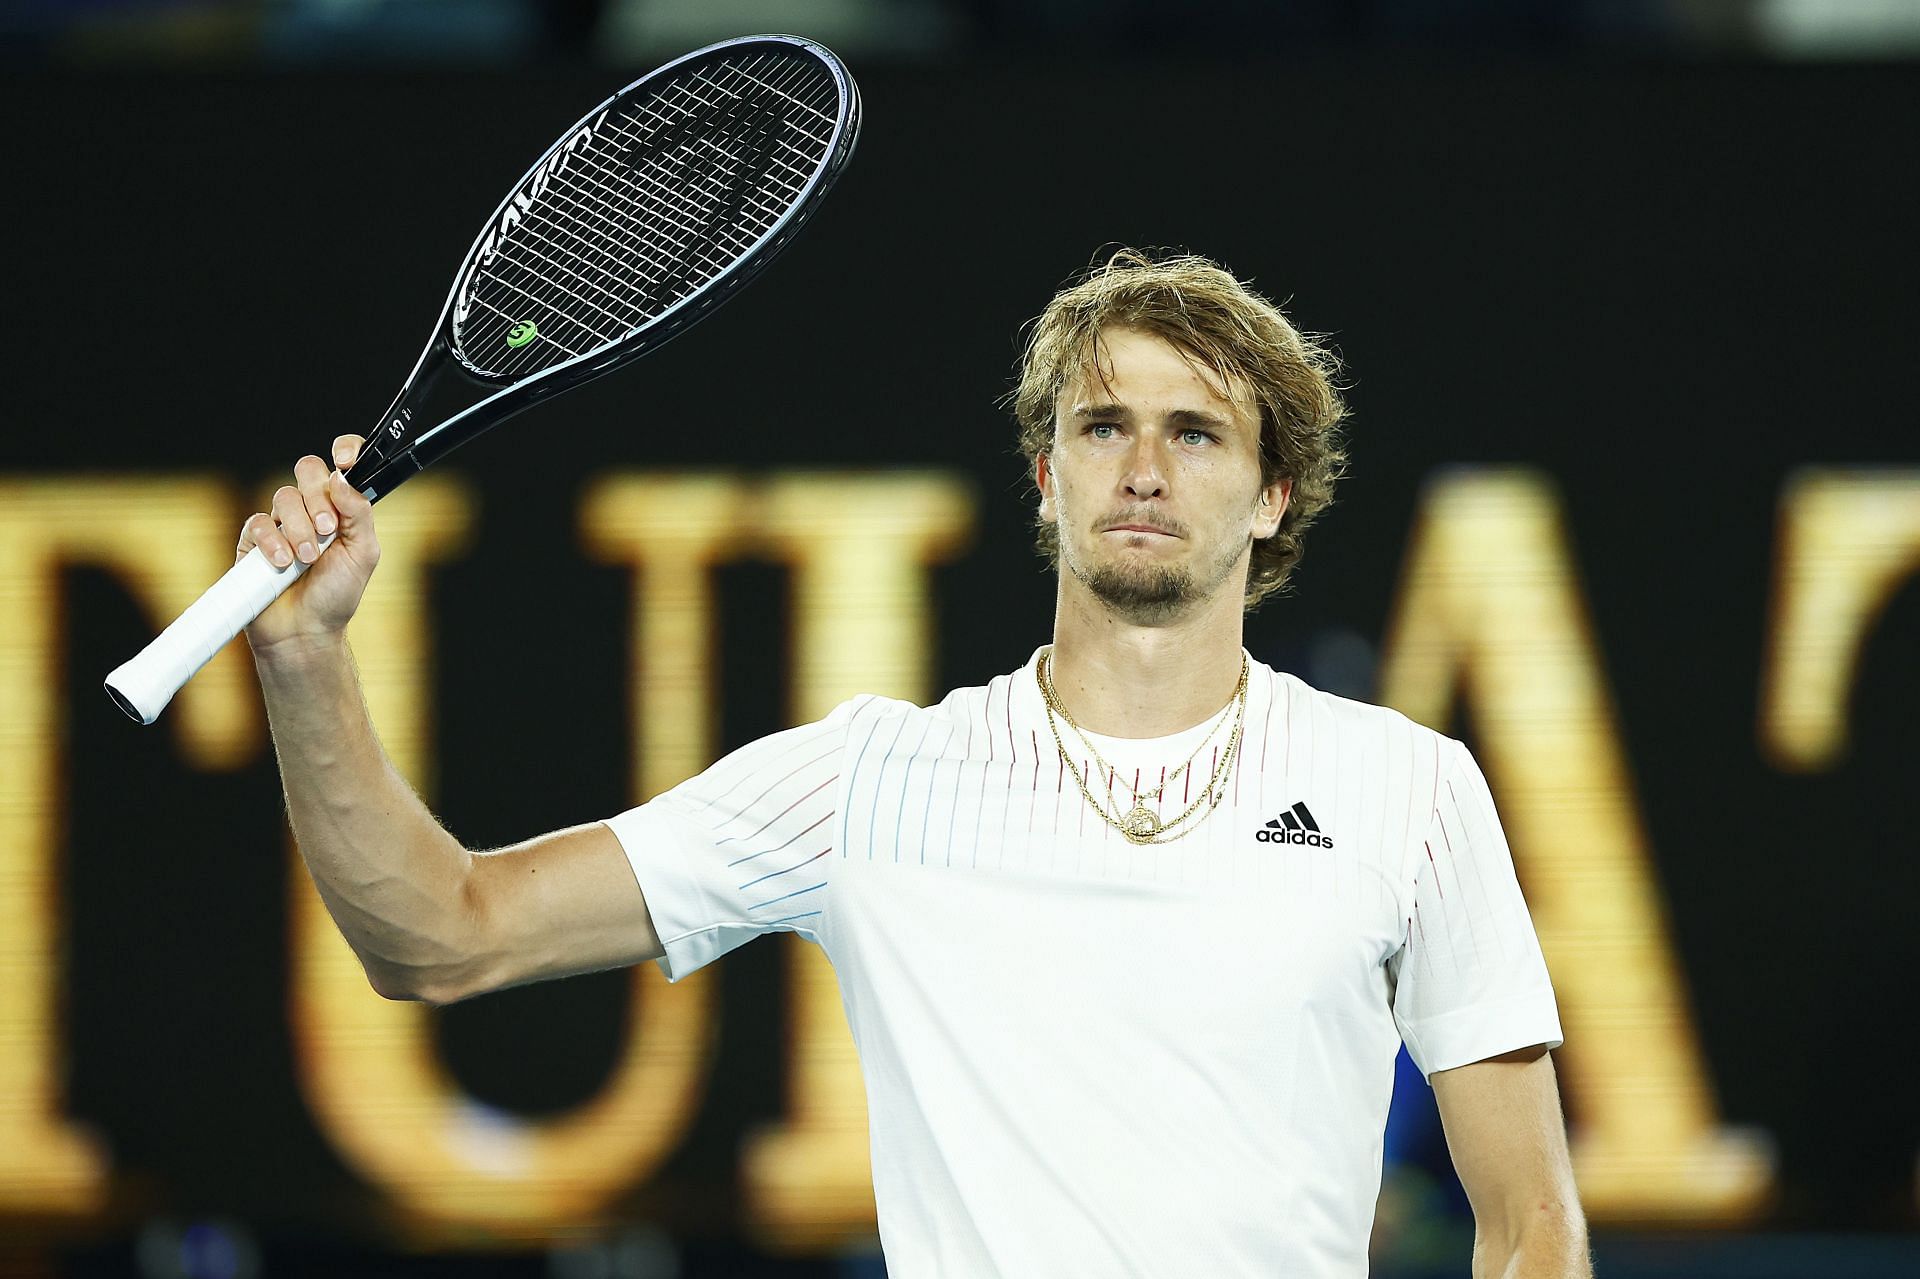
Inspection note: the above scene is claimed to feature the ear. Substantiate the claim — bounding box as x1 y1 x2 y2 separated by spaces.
1036 451 1058 525
1254 476 1293 540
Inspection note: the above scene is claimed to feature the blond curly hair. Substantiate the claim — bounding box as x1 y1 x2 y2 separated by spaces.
1012 248 1349 610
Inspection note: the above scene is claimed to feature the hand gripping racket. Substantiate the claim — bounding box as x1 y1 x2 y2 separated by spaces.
106 34 860 724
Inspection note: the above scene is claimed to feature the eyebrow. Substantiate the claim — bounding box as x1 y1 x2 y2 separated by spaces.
1067 402 1239 431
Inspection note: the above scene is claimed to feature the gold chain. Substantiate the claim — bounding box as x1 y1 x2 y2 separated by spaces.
1037 648 1248 845
1052 658 1241 808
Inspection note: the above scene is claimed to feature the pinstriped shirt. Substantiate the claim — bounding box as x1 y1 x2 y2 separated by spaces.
605 648 1562 1278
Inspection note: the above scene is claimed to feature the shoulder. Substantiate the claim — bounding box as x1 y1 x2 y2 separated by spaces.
1267 665 1465 780
833 665 1030 759
831 680 988 745
1270 666 1446 742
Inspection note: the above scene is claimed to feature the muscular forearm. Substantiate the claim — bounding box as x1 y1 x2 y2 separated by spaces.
1474 1212 1591 1279
256 634 476 1001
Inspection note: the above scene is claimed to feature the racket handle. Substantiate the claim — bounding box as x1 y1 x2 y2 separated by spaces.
104 536 335 724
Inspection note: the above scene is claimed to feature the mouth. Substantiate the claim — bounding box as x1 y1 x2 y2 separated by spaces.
1104 524 1179 538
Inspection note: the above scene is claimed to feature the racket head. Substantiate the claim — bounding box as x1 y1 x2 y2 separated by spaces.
351 34 860 491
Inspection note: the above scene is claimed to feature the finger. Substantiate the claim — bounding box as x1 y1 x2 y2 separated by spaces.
240 511 293 568
271 484 320 564
294 454 337 538
332 434 365 470
327 470 378 552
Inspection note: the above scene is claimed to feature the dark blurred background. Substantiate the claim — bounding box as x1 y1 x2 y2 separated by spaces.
2 2 1918 1277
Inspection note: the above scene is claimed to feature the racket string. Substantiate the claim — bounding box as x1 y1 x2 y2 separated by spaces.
544 155 737 303
490 214 652 319
475 186 663 351
688 55 836 125
453 47 845 379
571 140 741 256
580 59 812 259
500 56 828 307
494 162 701 325
515 203 683 319
548 157 715 274
640 65 832 160
480 109 770 364
464 293 590 359
472 275 607 354
586 96 824 260
641 61 834 191
485 129 769 365
487 238 638 334
569 144 781 275
595 96 814 227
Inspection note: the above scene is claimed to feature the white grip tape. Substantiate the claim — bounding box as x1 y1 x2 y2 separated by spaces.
104 533 336 724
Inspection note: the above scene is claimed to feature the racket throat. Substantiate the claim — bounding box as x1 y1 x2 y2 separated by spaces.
347 358 449 501
344 445 422 503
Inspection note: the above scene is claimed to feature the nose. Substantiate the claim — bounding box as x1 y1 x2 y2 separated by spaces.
1120 435 1168 500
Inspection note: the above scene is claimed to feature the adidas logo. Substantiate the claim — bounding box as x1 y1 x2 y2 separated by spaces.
1256 802 1334 848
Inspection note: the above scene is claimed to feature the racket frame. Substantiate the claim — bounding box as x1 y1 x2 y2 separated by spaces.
347 32 862 502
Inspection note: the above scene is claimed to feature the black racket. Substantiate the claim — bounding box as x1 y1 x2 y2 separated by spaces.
106 33 861 724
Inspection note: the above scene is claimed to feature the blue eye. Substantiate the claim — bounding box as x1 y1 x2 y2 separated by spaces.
1089 423 1118 439
1180 429 1214 446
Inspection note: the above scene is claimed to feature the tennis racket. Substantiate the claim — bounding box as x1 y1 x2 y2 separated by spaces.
106 33 861 724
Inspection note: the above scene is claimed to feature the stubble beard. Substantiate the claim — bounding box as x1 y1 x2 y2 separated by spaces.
1066 528 1248 626
1073 557 1194 624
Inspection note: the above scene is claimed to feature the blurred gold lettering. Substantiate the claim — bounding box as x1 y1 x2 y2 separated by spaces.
1377 469 1772 1223
582 475 752 800
0 478 263 1213
1760 469 1920 771
741 474 975 1250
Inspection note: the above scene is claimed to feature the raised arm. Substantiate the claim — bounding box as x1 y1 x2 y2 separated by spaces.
245 435 661 1005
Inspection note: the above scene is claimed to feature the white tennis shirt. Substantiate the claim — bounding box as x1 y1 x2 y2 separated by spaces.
605 649 1563 1277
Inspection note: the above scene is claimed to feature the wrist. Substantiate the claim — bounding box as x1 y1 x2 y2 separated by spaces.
249 629 351 673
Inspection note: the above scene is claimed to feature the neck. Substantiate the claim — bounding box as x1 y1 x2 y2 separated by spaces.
1045 574 1250 738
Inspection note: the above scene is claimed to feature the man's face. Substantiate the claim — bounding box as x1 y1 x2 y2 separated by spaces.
1037 326 1291 624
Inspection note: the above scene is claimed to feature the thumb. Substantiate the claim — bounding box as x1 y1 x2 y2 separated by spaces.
327 470 376 539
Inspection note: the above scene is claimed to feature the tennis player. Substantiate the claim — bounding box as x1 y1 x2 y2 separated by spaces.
243 248 1589 1276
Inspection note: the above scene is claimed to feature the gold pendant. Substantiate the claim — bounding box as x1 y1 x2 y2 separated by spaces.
1121 805 1162 843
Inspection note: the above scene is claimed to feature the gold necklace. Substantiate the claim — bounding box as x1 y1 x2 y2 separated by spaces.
1037 648 1248 845
1044 651 1242 809
1042 659 1246 844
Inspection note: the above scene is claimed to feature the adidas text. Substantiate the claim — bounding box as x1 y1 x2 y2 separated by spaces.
1256 828 1334 848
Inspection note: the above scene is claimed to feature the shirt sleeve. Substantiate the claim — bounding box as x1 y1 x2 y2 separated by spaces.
1388 737 1564 1081
602 697 866 982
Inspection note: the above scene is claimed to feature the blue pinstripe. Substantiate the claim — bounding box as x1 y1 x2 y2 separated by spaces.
919 723 956 865
891 717 936 862
842 702 883 859
726 811 833 868
864 713 910 861
749 882 825 912
739 850 828 892
969 677 1002 869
